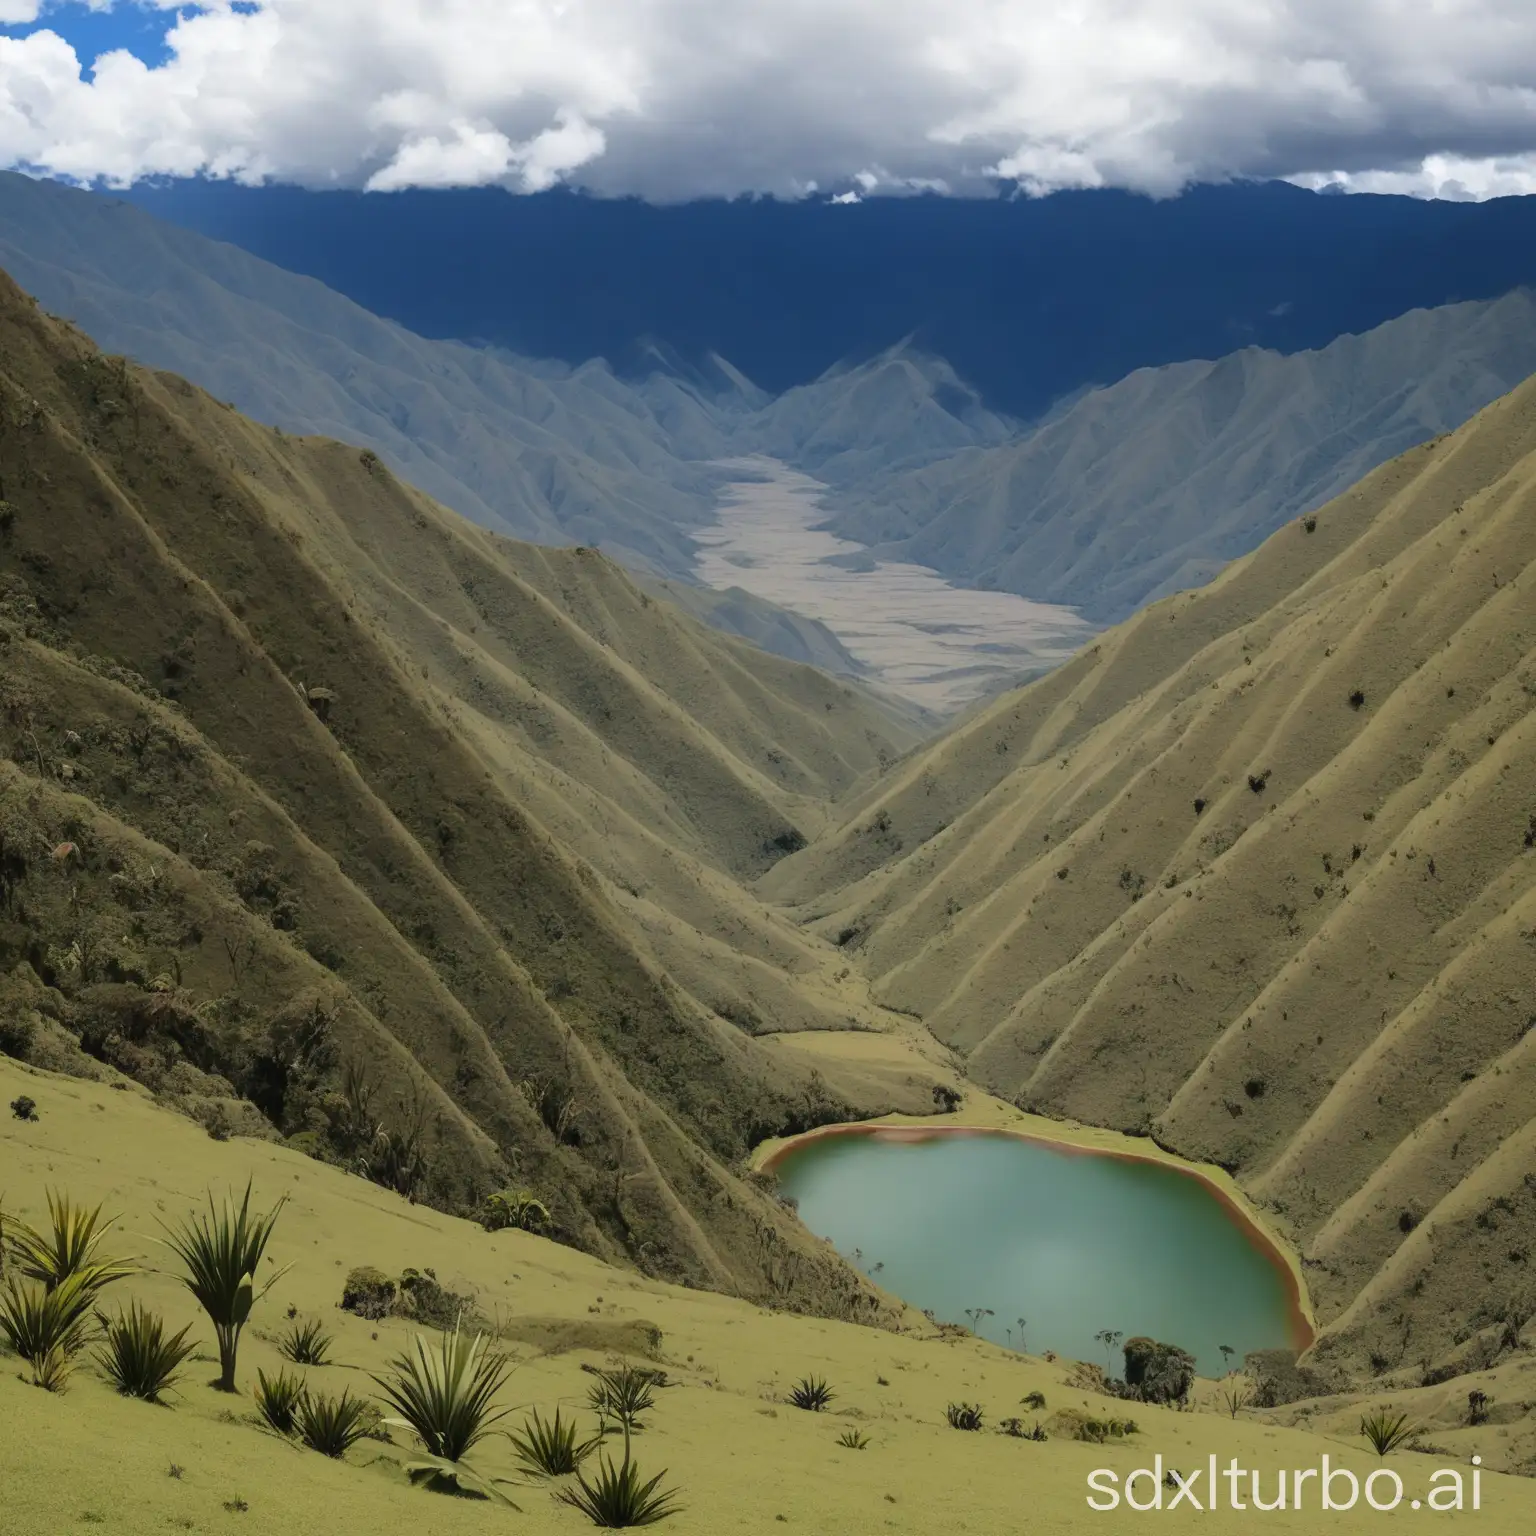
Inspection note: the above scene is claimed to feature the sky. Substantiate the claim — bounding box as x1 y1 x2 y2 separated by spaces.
2 1 1536 201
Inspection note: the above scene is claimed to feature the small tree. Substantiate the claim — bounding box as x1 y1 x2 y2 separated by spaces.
1095 1329 1124 1377
160 1182 288 1392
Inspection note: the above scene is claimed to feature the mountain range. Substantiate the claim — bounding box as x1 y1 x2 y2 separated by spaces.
7 171 1536 694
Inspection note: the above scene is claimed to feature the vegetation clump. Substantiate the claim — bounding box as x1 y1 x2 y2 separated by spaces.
511 1407 602 1477
787 1374 834 1411
1360 1409 1417 1456
98 1302 196 1402
9 1094 38 1120
479 1189 551 1234
372 1323 521 1504
277 1318 333 1365
945 1402 984 1431
835 1428 870 1449
294 1388 372 1457
557 1421 682 1529
1120 1336 1194 1406
254 1366 307 1435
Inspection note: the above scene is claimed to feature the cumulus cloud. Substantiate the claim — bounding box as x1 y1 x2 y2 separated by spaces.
2 0 1536 200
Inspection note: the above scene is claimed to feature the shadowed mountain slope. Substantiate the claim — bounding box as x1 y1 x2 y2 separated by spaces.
821 292 1536 620
763 376 1536 1377
0 267 933 1314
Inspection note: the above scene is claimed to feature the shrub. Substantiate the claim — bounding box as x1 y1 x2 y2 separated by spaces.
1349 689 1366 710
556 1424 683 1528
254 1367 307 1435
372 1323 521 1503
1021 1390 1047 1411
946 1402 984 1431
480 1189 551 1234
788 1374 834 1411
159 1182 288 1391
98 1302 196 1402
589 1364 658 1432
339 1265 395 1320
1467 1390 1491 1427
295 1389 372 1457
1122 1336 1195 1405
836 1429 870 1449
511 1407 602 1476
8 1094 37 1121
1360 1409 1417 1456
0 1015 34 1059
277 1318 333 1366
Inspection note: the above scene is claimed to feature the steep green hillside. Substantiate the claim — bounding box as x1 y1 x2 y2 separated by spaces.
0 268 930 1314
764 373 1536 1380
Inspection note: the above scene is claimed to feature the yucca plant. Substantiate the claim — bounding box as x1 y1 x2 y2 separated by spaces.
372 1323 522 1504
1360 1408 1418 1456
159 1182 288 1391
511 1406 603 1476
277 1318 333 1366
588 1364 657 1433
5 1190 136 1292
946 1401 985 1431
294 1388 372 1457
787 1374 834 1411
836 1428 871 1450
254 1366 307 1435
557 1422 683 1528
98 1302 197 1402
0 1267 106 1390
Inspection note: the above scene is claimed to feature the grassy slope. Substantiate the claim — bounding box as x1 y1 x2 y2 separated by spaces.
761 371 1536 1378
0 267 938 1315
5 1056 1534 1534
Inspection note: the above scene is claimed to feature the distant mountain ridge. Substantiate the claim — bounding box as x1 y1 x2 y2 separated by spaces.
817 293 1536 620
7 170 1536 685
123 177 1536 419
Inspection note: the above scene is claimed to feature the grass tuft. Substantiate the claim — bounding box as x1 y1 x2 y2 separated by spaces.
294 1388 372 1457
835 1428 870 1450
557 1425 683 1528
511 1406 602 1476
98 1302 197 1402
787 1374 834 1412
945 1402 985 1431
277 1318 333 1366
253 1367 307 1435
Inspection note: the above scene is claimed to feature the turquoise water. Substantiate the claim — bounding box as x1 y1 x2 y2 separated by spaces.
771 1131 1302 1377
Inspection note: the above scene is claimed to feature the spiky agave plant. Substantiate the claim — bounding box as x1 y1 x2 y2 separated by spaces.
510 1406 603 1476
5 1189 137 1292
294 1389 373 1457
0 1267 104 1390
372 1323 523 1504
787 1374 834 1411
277 1318 333 1366
159 1182 288 1392
557 1421 683 1528
254 1366 307 1435
1360 1409 1418 1457
97 1302 197 1402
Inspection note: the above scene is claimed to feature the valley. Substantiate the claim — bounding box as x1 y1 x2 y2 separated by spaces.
692 457 1091 709
2 174 1536 1534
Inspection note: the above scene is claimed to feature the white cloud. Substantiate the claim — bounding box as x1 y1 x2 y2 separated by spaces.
2 0 1536 200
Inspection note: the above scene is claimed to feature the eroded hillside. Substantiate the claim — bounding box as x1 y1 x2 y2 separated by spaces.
764 373 1536 1380
0 269 938 1316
